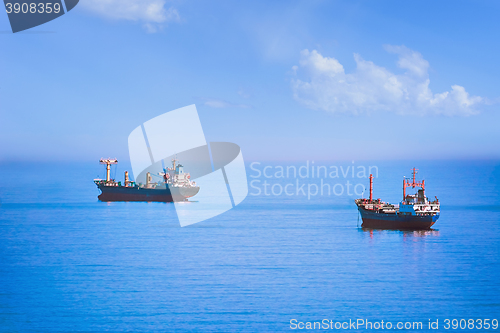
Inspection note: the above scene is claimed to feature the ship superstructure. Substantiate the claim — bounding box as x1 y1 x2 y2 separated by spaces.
355 168 440 229
94 158 199 202
159 159 196 188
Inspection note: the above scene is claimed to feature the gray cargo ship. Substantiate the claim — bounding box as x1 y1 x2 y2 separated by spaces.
94 158 200 202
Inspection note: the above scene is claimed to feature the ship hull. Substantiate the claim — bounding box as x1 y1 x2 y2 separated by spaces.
358 207 439 230
97 184 200 202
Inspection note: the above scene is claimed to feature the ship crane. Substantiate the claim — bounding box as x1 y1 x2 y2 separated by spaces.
99 158 118 182
403 168 425 200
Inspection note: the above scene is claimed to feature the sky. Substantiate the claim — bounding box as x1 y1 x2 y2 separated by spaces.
1 0 500 162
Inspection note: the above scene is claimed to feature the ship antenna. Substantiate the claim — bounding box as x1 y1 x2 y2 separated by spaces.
412 167 418 187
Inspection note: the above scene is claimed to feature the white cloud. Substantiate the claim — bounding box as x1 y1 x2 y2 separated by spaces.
81 0 180 32
237 89 251 99
203 99 251 109
291 46 483 116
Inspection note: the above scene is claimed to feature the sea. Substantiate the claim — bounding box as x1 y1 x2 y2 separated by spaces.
0 160 499 332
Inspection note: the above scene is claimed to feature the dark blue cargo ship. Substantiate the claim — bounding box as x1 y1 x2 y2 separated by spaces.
355 168 440 229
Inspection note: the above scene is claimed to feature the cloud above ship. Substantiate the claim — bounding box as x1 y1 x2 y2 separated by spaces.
291 45 483 116
81 0 180 32
203 99 251 109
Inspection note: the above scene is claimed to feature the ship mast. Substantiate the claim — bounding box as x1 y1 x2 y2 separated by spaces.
369 174 373 202
172 155 178 171
100 158 118 182
403 168 425 200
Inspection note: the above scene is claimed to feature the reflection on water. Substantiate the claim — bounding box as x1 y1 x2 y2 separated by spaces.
360 227 440 239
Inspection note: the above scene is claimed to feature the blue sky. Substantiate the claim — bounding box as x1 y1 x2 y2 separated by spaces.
1 0 500 162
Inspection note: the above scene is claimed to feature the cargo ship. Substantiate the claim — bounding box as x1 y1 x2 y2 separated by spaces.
94 158 200 202
355 168 440 229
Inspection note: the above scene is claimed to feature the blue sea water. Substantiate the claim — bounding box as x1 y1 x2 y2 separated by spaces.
0 161 499 332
